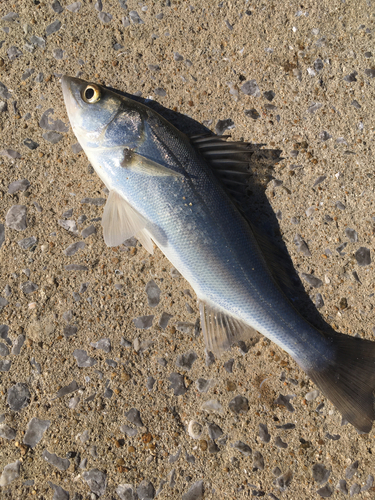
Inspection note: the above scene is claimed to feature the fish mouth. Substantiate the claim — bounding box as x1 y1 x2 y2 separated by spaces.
61 75 85 116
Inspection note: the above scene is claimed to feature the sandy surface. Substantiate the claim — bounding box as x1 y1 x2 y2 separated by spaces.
0 0 375 498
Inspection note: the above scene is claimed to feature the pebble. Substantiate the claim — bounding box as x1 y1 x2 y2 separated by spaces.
205 350 215 366
168 373 187 395
294 234 311 256
307 102 322 113
91 338 111 353
301 273 322 288
258 423 271 443
345 228 358 243
215 118 235 135
7 382 30 411
39 108 69 132
147 376 155 391
54 380 79 399
7 46 23 60
316 291 325 307
253 451 264 470
345 460 359 480
244 108 260 120
182 480 204 500
201 399 223 413
20 281 38 294
305 389 319 401
116 484 138 500
232 441 252 456
316 485 333 497
120 425 138 438
0 224 4 248
67 2 82 13
241 80 261 97
99 11 112 23
355 247 371 266
43 131 63 143
6 205 27 231
129 10 144 24
64 241 85 256
361 475 374 492
349 484 361 496
63 325 77 338
154 87 166 97
335 201 346 210
82 224 96 238
73 349 96 367
65 264 88 271
48 482 69 500
0 359 11 371
51 0 63 13
0 149 21 160
137 480 155 500
344 71 357 82
174 52 184 61
207 422 223 440
274 436 288 448
58 219 79 235
23 417 50 447
159 311 173 329
125 408 143 427
82 469 107 496
275 470 293 491
336 479 348 494
0 460 20 487
195 378 214 393
18 236 37 249
145 280 161 307
0 342 9 356
8 179 30 194
46 19 61 36
42 450 70 471
0 423 16 440
133 315 154 329
176 350 198 370
188 420 203 439
364 69 375 78
228 395 249 414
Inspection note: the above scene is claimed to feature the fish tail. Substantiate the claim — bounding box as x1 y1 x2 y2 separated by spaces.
306 331 375 433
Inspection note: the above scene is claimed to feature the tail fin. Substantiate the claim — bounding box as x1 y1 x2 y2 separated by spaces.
306 332 375 433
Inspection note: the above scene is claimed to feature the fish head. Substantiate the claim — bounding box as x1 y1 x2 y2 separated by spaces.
61 75 145 150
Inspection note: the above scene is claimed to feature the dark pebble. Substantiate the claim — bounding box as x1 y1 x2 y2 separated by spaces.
82 469 107 496
344 71 357 82
253 451 264 470
176 350 198 370
7 46 23 60
20 281 38 294
364 69 375 78
294 234 311 256
65 264 88 271
195 378 211 393
159 312 173 329
23 417 50 447
154 88 166 97
11 335 25 355
224 359 234 373
263 90 275 101
228 395 248 414
301 273 322 288
51 0 63 13
137 480 155 500
129 10 144 24
147 376 155 391
274 394 295 412
355 247 371 266
258 423 271 443
215 118 235 135
46 20 61 36
8 179 30 194
316 485 333 497
274 436 288 448
42 131 63 143
73 349 96 367
125 408 143 427
312 463 330 484
48 482 69 500
345 228 358 242
6 205 27 231
43 450 70 471
168 373 187 395
145 280 161 308
182 480 204 500
241 80 260 97
275 470 293 491
335 201 346 210
336 479 348 494
232 440 252 455
54 380 79 398
207 422 223 440
0 224 5 248
244 108 260 120
345 460 358 480
319 131 331 141
133 315 154 329
23 138 39 150
64 241 85 256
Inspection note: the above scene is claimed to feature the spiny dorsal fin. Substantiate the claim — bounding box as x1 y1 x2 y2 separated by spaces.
199 300 261 356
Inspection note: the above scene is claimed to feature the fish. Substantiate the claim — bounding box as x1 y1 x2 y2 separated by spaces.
61 75 375 433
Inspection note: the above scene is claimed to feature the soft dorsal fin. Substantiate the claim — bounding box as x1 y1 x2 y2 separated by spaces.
199 300 260 356
101 191 154 253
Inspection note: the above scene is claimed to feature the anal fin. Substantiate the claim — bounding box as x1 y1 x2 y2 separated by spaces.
199 300 260 355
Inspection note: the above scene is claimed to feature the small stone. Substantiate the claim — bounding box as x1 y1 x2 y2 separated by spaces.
0 460 20 487
364 69 375 78
18 236 37 249
294 234 311 256
207 423 223 440
58 219 78 235
169 373 187 395
176 322 195 335
148 64 160 71
6 205 27 231
351 100 361 109
195 378 214 393
174 52 184 61
314 58 324 71
319 131 332 141
241 80 261 97
253 451 264 470
215 118 235 135
145 280 161 307
20 281 38 294
275 436 288 448
301 273 322 288
232 441 252 456
361 475 374 492
305 390 319 401
82 224 96 238
182 480 204 500
67 2 82 13
316 485 333 498
55 380 79 399
244 108 260 120
201 399 223 413
133 315 154 329
0 149 20 160
82 469 107 496
188 420 203 440
0 359 11 371
0 424 16 440
23 417 50 447
81 197 106 206
98 11 112 23
275 470 293 492
274 394 295 412
125 408 143 427
8 179 30 194
51 0 63 13
349 484 360 496
345 460 359 480
176 350 198 370
154 87 166 97
344 71 357 82
0 224 4 248
91 338 111 353
71 142 83 153
336 479 348 494
120 425 138 438
2 12 19 21
46 20 61 36
307 102 322 113
224 359 234 373
147 377 155 391
136 480 155 500
7 383 30 411
73 349 96 368
345 228 358 242
65 264 88 271
313 175 326 187
43 450 70 471
7 46 23 60
228 395 249 414
42 131 63 143
0 342 9 356
48 482 69 500
335 201 346 210
129 10 144 24
159 312 173 329
258 423 271 443
116 484 138 500
63 325 77 338
355 247 371 266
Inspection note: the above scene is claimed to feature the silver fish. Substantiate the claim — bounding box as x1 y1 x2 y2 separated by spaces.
62 76 375 432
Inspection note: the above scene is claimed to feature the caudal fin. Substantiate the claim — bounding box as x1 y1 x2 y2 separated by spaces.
307 332 375 433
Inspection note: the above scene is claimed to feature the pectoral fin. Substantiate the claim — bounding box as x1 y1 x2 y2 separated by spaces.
101 190 154 253
121 148 183 177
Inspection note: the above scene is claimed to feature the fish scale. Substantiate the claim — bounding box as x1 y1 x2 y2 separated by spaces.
62 75 375 433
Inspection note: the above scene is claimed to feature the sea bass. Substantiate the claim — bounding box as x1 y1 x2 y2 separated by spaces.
61 76 375 432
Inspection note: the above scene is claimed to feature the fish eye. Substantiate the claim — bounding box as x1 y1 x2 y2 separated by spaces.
82 84 101 104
